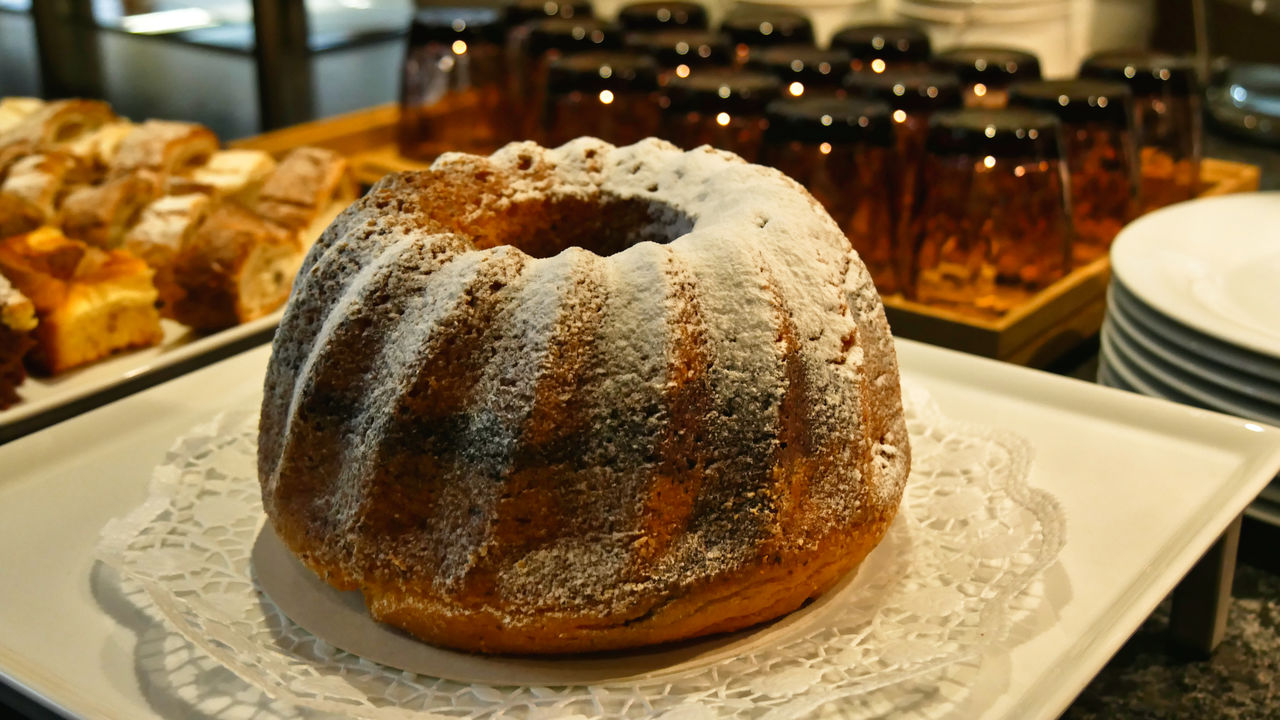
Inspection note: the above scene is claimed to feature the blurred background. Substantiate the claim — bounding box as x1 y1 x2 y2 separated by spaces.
1 0 1275 140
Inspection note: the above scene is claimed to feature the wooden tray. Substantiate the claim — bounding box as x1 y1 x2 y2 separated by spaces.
234 104 1263 368
882 156 1260 368
881 257 1113 368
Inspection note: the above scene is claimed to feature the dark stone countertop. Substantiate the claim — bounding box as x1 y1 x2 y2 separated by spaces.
1063 522 1280 719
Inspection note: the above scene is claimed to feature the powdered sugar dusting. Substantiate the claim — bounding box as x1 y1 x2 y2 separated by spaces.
260 136 911 648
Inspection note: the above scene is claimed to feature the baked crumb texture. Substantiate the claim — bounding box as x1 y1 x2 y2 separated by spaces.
259 138 912 654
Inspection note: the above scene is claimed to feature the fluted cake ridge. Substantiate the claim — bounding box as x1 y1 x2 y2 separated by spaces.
258 137 911 654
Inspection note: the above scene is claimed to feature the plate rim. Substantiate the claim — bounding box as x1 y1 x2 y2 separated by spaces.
1109 191 1280 360
1100 321 1280 428
1105 304 1280 407
1109 278 1279 382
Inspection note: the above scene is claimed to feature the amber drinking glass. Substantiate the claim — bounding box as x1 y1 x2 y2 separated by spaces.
746 46 852 100
719 8 814 66
934 46 1041 109
1079 51 1202 215
543 52 662 146
763 97 898 292
617 1 709 32
1009 79 1139 266
516 17 623 142
625 29 730 86
399 6 510 161
846 70 962 282
662 69 781 161
830 24 932 76
504 0 593 137
911 109 1072 317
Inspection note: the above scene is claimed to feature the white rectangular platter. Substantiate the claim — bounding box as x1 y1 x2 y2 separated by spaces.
0 312 280 444
0 338 1277 719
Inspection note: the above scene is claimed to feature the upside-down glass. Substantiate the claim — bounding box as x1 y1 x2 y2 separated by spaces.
1079 51 1202 215
516 17 622 142
762 97 898 293
504 0 593 142
911 109 1073 317
617 1 708 32
831 24 932 76
625 29 730 86
1008 79 1139 266
846 70 962 284
719 8 814 66
543 52 663 147
746 46 852 100
662 69 781 161
399 6 510 161
934 46 1041 109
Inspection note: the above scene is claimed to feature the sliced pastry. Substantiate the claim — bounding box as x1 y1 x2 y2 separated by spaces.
0 272 37 409
0 99 116 177
0 97 45 136
0 152 81 222
110 120 218 181
64 121 137 179
122 192 212 313
253 146 354 243
170 205 300 330
0 227 162 374
173 148 276 204
60 171 161 249
0 99 115 149
0 193 43 239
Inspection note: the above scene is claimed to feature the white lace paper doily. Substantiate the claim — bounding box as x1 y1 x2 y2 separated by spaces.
96 378 1065 719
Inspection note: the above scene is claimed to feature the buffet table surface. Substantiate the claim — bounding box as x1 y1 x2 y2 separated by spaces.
1 339 1277 720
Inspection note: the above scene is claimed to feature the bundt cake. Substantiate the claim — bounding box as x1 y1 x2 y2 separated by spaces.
258 137 911 655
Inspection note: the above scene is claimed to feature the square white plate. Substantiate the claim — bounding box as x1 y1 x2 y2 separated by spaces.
0 339 1277 719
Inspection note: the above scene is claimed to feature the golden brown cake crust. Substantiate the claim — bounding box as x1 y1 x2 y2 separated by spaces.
259 138 911 655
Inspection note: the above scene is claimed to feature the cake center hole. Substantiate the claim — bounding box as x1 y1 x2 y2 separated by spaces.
474 192 695 260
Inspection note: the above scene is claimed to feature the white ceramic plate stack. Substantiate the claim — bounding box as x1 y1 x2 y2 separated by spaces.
1099 192 1280 525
